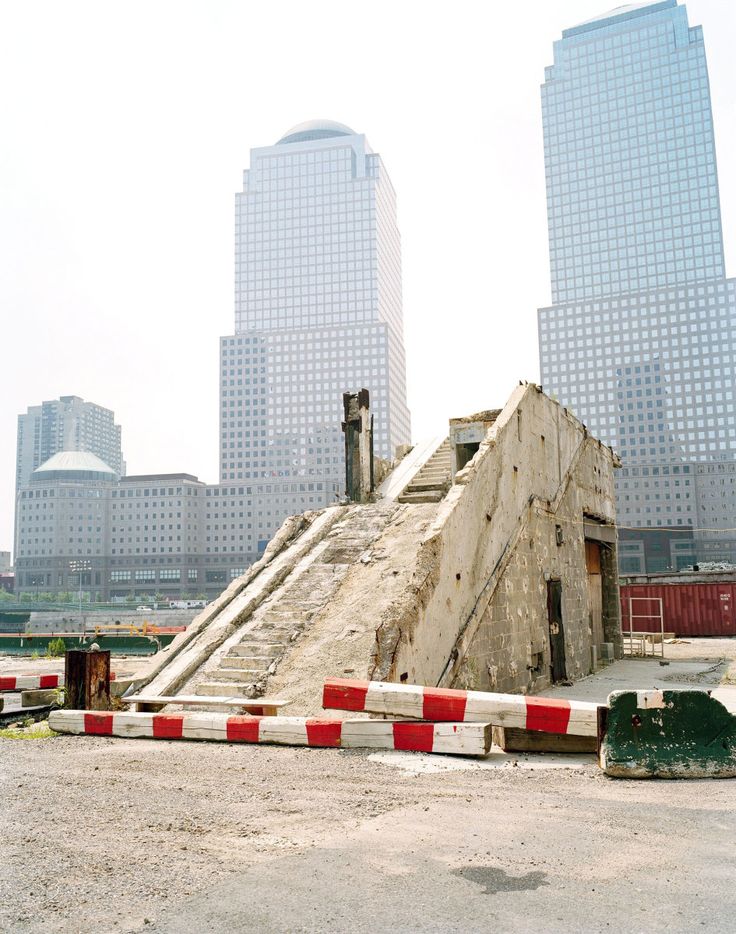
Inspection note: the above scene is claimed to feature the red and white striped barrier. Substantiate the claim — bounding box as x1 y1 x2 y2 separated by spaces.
48 710 492 756
0 674 63 692
0 672 117 693
323 678 600 737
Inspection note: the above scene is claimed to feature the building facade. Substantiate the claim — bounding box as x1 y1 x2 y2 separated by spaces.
14 453 245 602
538 0 736 572
221 120 411 558
16 395 124 489
13 121 412 595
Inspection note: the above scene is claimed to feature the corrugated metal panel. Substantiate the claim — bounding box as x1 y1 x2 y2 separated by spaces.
620 582 736 637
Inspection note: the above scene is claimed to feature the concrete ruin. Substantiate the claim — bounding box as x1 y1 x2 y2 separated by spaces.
130 384 621 714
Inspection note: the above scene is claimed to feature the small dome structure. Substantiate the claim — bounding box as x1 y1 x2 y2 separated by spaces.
277 119 355 145
32 451 118 482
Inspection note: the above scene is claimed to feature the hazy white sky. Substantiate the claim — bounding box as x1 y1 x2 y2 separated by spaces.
1 0 735 552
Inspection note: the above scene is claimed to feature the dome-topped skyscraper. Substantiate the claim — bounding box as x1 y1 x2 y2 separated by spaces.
276 119 355 145
222 119 411 559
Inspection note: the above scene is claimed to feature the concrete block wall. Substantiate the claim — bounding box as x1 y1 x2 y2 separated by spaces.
371 384 620 695
454 439 618 694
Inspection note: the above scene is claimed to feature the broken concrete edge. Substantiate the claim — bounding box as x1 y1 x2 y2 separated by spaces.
125 512 316 695
47 710 492 756
139 508 348 700
379 435 447 501
600 688 736 779
437 501 536 689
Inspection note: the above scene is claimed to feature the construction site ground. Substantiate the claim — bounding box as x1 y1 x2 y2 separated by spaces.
2 639 736 933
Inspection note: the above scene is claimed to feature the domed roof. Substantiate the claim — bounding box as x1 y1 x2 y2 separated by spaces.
33 451 118 481
277 119 356 145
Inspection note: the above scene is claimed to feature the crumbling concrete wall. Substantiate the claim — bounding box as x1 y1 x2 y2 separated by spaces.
370 384 619 695
132 384 620 711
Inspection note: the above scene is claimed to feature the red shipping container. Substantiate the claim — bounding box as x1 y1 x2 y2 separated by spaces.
620 581 736 637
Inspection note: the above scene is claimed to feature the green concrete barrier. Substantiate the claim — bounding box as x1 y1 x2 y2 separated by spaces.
600 689 736 779
0 633 175 656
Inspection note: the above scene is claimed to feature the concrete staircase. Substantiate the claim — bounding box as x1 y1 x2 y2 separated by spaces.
192 502 400 698
398 438 452 504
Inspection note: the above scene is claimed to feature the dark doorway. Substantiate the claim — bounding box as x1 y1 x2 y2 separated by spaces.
547 579 567 683
456 441 481 472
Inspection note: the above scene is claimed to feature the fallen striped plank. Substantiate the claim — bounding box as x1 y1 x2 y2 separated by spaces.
322 678 600 737
0 672 117 693
0 674 63 692
48 710 492 756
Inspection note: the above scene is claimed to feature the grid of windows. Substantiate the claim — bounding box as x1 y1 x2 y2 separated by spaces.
542 2 724 305
223 123 411 552
538 1 736 566
540 279 736 535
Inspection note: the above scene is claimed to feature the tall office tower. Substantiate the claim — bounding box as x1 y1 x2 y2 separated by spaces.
16 395 124 490
538 0 736 573
221 120 410 557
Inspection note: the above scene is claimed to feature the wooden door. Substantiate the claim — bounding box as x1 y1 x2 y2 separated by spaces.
586 541 604 648
547 579 567 683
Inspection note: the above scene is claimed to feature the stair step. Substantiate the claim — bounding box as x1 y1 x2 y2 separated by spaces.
231 642 283 656
209 668 263 683
406 481 448 493
221 656 272 671
196 683 256 697
398 490 445 504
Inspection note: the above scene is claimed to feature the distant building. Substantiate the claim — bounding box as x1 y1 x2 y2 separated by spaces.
0 551 10 572
13 121 413 592
220 120 411 559
14 453 224 600
538 0 736 573
16 396 124 489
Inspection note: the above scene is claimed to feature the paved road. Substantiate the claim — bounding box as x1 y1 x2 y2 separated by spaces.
152 771 736 934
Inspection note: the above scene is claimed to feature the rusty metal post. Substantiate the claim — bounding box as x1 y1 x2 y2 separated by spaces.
64 649 111 711
342 388 374 503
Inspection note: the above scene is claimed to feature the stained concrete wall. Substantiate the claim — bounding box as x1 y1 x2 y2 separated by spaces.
371 384 620 695
132 384 621 711
26 609 198 634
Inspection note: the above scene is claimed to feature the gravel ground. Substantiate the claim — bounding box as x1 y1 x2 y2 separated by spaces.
2 639 736 932
2 732 736 933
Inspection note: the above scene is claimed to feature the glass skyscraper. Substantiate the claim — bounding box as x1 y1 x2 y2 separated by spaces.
220 120 410 556
538 0 736 572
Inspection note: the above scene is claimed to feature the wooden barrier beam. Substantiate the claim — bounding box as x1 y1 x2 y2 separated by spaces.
0 672 117 693
0 674 63 692
48 710 492 756
322 678 600 738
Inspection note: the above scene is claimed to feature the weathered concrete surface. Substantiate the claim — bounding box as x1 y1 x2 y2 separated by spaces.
121 385 619 712
137 510 344 699
369 384 619 694
188 501 404 700
26 609 198 635
542 639 736 715
266 503 437 714
601 689 736 779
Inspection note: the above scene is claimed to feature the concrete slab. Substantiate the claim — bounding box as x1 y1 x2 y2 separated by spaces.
368 746 595 774
544 639 736 712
